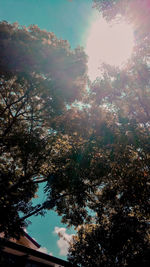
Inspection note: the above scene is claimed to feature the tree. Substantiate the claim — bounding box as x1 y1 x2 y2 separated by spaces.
68 216 150 267
67 57 150 265
1 15 150 267
93 0 150 40
0 21 87 238
67 3 150 263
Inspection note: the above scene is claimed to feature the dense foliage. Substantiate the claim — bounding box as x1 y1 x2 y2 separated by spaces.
68 61 150 266
68 217 150 267
68 1 150 265
0 2 150 265
0 21 87 237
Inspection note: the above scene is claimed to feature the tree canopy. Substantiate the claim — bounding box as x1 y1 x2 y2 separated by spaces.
68 217 150 267
68 62 150 266
68 1 150 266
93 0 150 40
0 5 150 265
0 21 87 237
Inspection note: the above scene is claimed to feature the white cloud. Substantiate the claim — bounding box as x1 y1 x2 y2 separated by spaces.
54 227 74 256
38 247 48 254
38 247 53 256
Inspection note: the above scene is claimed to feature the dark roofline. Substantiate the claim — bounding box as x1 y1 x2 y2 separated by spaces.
23 230 40 248
0 238 73 266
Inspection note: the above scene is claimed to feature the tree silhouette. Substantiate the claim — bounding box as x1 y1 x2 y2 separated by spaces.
0 21 87 237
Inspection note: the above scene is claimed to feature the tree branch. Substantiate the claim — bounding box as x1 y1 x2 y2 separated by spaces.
20 192 75 221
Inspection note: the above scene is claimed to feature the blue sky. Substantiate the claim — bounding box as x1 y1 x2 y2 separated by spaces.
0 0 97 48
0 0 98 260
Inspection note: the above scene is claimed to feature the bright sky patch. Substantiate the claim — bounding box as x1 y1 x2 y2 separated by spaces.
86 17 134 81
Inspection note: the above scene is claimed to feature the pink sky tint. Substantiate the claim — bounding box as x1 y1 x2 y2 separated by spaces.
86 17 134 81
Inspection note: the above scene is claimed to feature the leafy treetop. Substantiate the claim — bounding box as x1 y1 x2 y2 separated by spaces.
0 21 87 237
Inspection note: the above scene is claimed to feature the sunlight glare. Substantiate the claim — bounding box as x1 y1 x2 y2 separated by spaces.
86 17 134 81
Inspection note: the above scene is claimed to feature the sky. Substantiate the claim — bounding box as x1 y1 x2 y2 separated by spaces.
0 0 98 260
0 0 96 48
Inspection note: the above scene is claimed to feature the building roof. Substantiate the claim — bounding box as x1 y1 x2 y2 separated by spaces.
0 230 40 250
0 238 73 267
